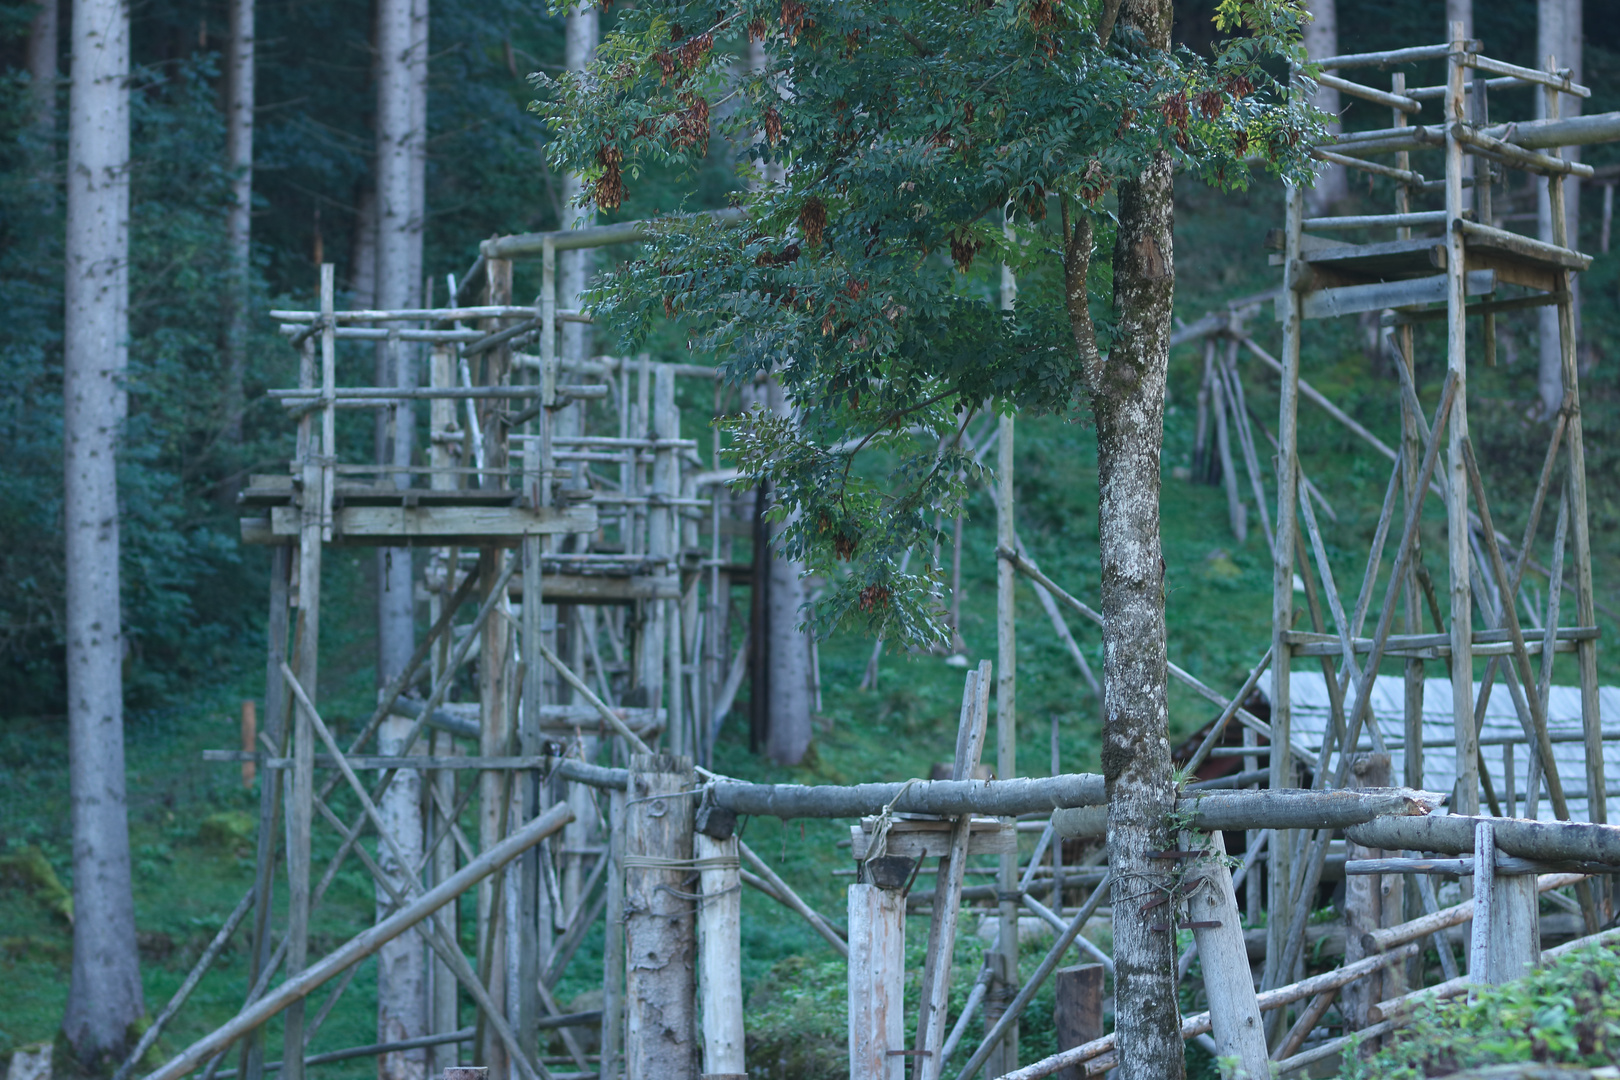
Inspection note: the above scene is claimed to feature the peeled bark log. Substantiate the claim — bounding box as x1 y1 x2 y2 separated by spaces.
62 0 143 1064
1346 813 1620 864
625 754 697 1080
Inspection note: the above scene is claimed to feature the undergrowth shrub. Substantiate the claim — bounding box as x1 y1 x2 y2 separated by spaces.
1340 937 1620 1078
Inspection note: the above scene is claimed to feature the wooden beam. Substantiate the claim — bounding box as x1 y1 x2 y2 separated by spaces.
141 804 572 1080
264 503 596 544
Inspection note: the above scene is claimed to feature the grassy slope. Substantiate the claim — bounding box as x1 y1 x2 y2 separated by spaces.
4 174 1620 1075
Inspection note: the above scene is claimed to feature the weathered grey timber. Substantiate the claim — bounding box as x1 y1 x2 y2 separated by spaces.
1054 788 1441 836
482 207 748 258
623 754 697 1080
1346 814 1620 864
998 944 1423 1080
848 884 906 1080
710 773 1105 818
140 803 572 1080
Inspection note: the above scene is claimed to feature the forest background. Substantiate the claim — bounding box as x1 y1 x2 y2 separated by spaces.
2 0 1620 1075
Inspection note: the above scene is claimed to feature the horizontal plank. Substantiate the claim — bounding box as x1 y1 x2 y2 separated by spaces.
850 820 1018 859
1292 270 1495 321
264 504 598 545
1456 219 1592 271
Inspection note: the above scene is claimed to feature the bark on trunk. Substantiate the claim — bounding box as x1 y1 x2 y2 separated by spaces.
62 0 143 1064
374 0 429 1066
222 0 254 451
1064 1 1181 1075
561 6 597 368
376 717 427 1080
373 0 427 691
765 379 813 766
1303 0 1345 215
27 0 57 144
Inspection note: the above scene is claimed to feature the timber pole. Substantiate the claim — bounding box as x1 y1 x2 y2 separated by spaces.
141 803 573 1080
624 754 697 1080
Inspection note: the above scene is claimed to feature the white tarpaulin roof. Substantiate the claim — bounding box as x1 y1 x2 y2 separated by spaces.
1264 670 1620 823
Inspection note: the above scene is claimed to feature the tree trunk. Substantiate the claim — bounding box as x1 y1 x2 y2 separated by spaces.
561 5 597 367
1303 0 1345 215
764 386 812 769
222 0 254 454
1064 0 1181 1074
1536 0 1581 417
62 0 143 1065
374 0 429 1067
376 716 427 1080
27 0 57 147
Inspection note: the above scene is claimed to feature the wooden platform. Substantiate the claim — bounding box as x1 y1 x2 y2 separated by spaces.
1267 224 1591 320
239 474 597 546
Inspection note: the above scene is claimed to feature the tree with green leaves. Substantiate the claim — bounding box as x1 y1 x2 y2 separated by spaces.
542 0 1317 1073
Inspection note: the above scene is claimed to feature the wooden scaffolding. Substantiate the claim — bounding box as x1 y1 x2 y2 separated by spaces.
134 26 1620 1080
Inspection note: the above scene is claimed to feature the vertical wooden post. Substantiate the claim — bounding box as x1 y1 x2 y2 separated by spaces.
283 265 333 1080
1487 871 1541 985
696 831 745 1079
1469 820 1495 985
240 701 257 787
914 665 990 1078
1445 21 1478 826
1186 830 1268 1078
625 753 696 1080
849 883 906 1080
1342 754 1395 1032
427 340 460 1076
1053 965 1104 1080
1545 64 1607 922
1265 185 1303 1003
241 543 289 1080
990 406 1018 1076
518 251 547 1055
600 787 627 1080
428 729 459 1076
1210 339 1246 543
477 257 515 1080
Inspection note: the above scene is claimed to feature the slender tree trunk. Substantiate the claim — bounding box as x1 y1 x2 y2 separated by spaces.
1303 0 1344 215
764 380 813 767
352 188 378 305
62 0 143 1064
373 0 428 1068
223 0 255 453
560 5 597 368
1064 0 1182 1074
1537 0 1581 416
28 0 57 145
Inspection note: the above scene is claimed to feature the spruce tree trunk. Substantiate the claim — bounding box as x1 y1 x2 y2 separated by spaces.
373 0 428 1068
1065 0 1182 1074
560 5 597 369
373 0 426 688
764 379 813 766
62 0 143 1064
1302 0 1345 214
27 0 56 142
223 0 254 451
